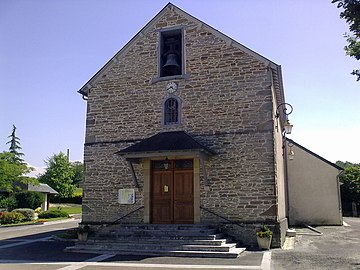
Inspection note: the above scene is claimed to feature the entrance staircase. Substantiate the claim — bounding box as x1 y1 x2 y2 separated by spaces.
66 224 245 258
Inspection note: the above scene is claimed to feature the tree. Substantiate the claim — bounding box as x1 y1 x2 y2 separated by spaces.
332 0 360 80
2 126 36 192
340 166 360 203
15 191 44 210
38 152 76 198
0 152 33 192
71 161 84 187
6 125 24 163
336 160 360 168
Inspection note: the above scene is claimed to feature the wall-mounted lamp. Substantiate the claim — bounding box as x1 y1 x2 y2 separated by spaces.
275 103 293 135
284 120 293 135
288 142 295 160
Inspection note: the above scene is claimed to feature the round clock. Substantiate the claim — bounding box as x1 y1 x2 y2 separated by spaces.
166 82 178 93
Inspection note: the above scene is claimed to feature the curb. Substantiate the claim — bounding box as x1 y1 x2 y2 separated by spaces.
39 217 77 226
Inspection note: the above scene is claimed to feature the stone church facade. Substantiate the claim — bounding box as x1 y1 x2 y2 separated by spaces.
79 3 289 248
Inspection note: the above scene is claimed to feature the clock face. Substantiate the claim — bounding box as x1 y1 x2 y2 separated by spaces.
166 82 177 93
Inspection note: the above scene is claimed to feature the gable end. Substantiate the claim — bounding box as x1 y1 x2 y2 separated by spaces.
78 2 284 101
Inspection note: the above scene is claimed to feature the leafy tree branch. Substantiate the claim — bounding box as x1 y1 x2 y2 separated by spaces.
332 0 360 81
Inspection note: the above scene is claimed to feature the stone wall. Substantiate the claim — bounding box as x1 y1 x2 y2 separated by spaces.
84 7 272 144
198 132 276 219
82 143 145 224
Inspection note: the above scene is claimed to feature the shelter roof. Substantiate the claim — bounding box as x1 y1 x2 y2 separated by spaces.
28 183 59 194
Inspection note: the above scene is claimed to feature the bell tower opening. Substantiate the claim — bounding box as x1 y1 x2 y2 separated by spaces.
159 29 183 77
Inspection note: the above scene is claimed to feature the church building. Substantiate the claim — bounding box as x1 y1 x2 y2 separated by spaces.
78 3 294 250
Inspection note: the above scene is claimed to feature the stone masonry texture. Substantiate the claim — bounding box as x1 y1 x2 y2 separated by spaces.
81 5 282 248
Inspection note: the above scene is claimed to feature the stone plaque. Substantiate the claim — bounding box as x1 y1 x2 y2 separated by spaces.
118 189 135 204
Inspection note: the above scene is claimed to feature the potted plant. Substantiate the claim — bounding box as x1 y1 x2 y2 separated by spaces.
256 225 273 250
77 224 90 241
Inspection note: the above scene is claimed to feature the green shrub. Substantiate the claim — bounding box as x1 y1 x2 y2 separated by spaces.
74 188 83 197
38 209 69 219
50 194 82 204
12 208 36 221
15 191 44 210
0 197 17 211
0 211 24 224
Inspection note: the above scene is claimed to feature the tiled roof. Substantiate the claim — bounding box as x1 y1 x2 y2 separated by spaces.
119 131 215 155
28 183 58 194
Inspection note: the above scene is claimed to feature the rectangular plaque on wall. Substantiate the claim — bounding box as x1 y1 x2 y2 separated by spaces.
118 189 135 204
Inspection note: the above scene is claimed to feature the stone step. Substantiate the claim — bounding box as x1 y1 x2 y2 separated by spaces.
66 224 246 258
66 246 246 258
99 225 217 236
104 224 213 230
102 227 218 235
88 238 229 246
73 241 237 252
181 243 237 252
96 232 224 241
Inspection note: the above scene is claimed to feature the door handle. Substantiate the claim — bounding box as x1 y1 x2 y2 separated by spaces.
164 185 169 193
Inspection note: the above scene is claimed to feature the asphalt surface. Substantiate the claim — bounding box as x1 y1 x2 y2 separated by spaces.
0 217 359 269
272 217 360 270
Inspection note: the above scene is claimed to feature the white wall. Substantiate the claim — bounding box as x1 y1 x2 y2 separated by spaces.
272 89 288 247
286 142 342 225
274 116 287 221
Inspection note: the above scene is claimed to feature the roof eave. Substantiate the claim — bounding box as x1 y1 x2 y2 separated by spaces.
118 149 215 159
286 138 344 171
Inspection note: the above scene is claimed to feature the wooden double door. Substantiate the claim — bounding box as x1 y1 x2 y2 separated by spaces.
151 159 194 224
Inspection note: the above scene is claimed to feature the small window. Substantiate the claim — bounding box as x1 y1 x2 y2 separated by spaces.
159 29 183 77
164 98 179 125
175 159 193 169
152 160 172 170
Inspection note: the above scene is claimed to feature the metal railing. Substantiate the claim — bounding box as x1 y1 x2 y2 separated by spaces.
200 206 244 227
105 206 144 227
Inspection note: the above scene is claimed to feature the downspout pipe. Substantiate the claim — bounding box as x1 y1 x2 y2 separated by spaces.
284 138 291 222
337 169 345 224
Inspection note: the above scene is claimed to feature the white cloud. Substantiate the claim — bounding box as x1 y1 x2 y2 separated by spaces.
26 164 45 178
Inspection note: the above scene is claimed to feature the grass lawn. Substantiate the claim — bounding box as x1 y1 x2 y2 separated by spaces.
0 217 74 227
50 204 82 215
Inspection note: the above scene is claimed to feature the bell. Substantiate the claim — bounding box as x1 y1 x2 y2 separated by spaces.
163 53 180 75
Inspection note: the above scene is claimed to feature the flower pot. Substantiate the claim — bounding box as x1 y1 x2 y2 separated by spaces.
78 232 88 241
257 235 272 250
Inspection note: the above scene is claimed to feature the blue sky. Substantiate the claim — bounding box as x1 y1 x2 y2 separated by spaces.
1 0 359 175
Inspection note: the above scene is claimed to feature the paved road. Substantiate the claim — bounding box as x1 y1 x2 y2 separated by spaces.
271 217 360 270
1 217 359 269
